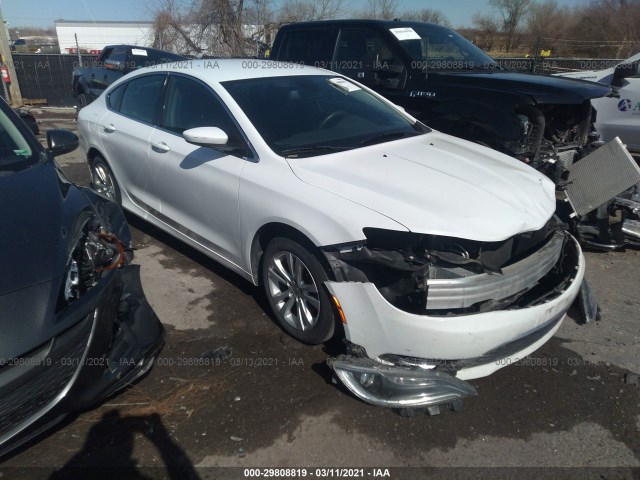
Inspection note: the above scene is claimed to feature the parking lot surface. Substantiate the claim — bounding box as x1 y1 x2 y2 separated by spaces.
2 110 639 478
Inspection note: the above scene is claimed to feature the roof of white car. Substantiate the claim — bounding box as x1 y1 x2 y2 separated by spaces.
135 58 333 83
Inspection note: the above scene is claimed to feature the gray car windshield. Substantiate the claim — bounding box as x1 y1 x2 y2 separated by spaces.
222 75 428 158
390 25 498 71
0 108 35 173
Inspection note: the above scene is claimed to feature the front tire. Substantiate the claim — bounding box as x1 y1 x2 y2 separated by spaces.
90 155 121 205
261 237 336 344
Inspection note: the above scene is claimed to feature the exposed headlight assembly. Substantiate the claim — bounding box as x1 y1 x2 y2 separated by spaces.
331 356 477 408
61 216 128 305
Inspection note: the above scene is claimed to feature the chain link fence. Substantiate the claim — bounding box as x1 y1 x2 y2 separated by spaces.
2 53 625 108
8 53 97 107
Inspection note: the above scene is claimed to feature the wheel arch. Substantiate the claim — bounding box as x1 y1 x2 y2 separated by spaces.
86 147 104 165
249 222 334 286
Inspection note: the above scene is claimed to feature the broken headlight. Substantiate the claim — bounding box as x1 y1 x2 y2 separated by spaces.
330 356 477 408
60 216 128 305
323 220 566 315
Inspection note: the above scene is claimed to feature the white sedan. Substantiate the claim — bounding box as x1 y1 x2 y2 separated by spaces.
78 59 585 410
558 53 640 152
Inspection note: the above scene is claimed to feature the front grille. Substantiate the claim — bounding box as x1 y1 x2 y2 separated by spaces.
0 317 92 439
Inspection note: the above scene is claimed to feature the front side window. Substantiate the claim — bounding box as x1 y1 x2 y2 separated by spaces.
118 74 166 124
223 75 427 158
0 106 36 173
161 75 242 143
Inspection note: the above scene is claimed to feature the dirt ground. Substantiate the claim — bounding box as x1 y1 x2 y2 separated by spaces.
1 109 639 479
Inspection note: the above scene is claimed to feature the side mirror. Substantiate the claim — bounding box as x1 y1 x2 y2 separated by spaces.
612 60 640 86
47 129 79 157
183 127 229 147
104 60 125 72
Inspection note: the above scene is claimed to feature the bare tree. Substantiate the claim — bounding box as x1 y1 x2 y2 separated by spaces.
357 0 399 19
402 8 451 26
276 0 344 23
472 12 501 52
150 0 273 56
566 0 640 57
489 0 532 52
526 0 574 54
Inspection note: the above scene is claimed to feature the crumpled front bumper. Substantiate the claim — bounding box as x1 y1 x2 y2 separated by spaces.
326 234 585 409
0 265 164 458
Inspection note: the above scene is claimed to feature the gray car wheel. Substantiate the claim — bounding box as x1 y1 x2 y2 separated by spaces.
261 237 336 344
90 155 121 205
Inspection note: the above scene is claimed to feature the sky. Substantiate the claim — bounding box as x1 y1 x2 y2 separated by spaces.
1 0 589 30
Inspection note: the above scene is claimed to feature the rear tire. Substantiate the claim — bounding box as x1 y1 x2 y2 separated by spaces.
261 237 336 344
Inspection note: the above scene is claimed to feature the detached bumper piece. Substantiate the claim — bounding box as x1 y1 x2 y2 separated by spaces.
331 356 477 410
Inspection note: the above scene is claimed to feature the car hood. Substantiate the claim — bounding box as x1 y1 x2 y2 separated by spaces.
0 162 98 358
556 70 611 84
0 161 133 360
435 70 611 104
287 132 555 242
0 161 92 297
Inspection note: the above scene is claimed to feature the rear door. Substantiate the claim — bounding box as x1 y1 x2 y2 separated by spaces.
98 73 166 211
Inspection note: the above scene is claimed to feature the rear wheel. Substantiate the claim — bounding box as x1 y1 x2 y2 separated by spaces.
261 237 336 344
90 155 121 205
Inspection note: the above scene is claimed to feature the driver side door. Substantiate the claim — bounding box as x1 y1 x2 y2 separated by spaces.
147 74 249 267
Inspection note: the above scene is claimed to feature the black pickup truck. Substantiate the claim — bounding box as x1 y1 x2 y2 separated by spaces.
71 45 185 112
270 20 611 164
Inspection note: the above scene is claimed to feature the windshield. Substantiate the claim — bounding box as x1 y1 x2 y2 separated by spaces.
389 25 498 71
223 75 428 157
0 107 36 173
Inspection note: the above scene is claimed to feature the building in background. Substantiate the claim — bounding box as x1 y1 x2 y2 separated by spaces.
55 20 153 53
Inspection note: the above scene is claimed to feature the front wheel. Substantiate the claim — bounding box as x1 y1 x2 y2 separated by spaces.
261 237 336 344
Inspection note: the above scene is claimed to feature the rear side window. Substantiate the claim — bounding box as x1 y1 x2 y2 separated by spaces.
107 83 126 111
118 74 166 124
277 29 336 66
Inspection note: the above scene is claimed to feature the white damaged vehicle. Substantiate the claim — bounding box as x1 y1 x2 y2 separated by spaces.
558 53 640 152
78 60 586 411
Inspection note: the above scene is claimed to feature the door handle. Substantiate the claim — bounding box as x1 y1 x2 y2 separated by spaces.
102 123 116 133
151 141 170 153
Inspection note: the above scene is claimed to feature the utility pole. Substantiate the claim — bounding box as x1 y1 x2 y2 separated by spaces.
0 3 23 106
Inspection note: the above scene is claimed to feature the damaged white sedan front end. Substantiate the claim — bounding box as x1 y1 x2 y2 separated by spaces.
78 61 587 413
322 220 584 410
